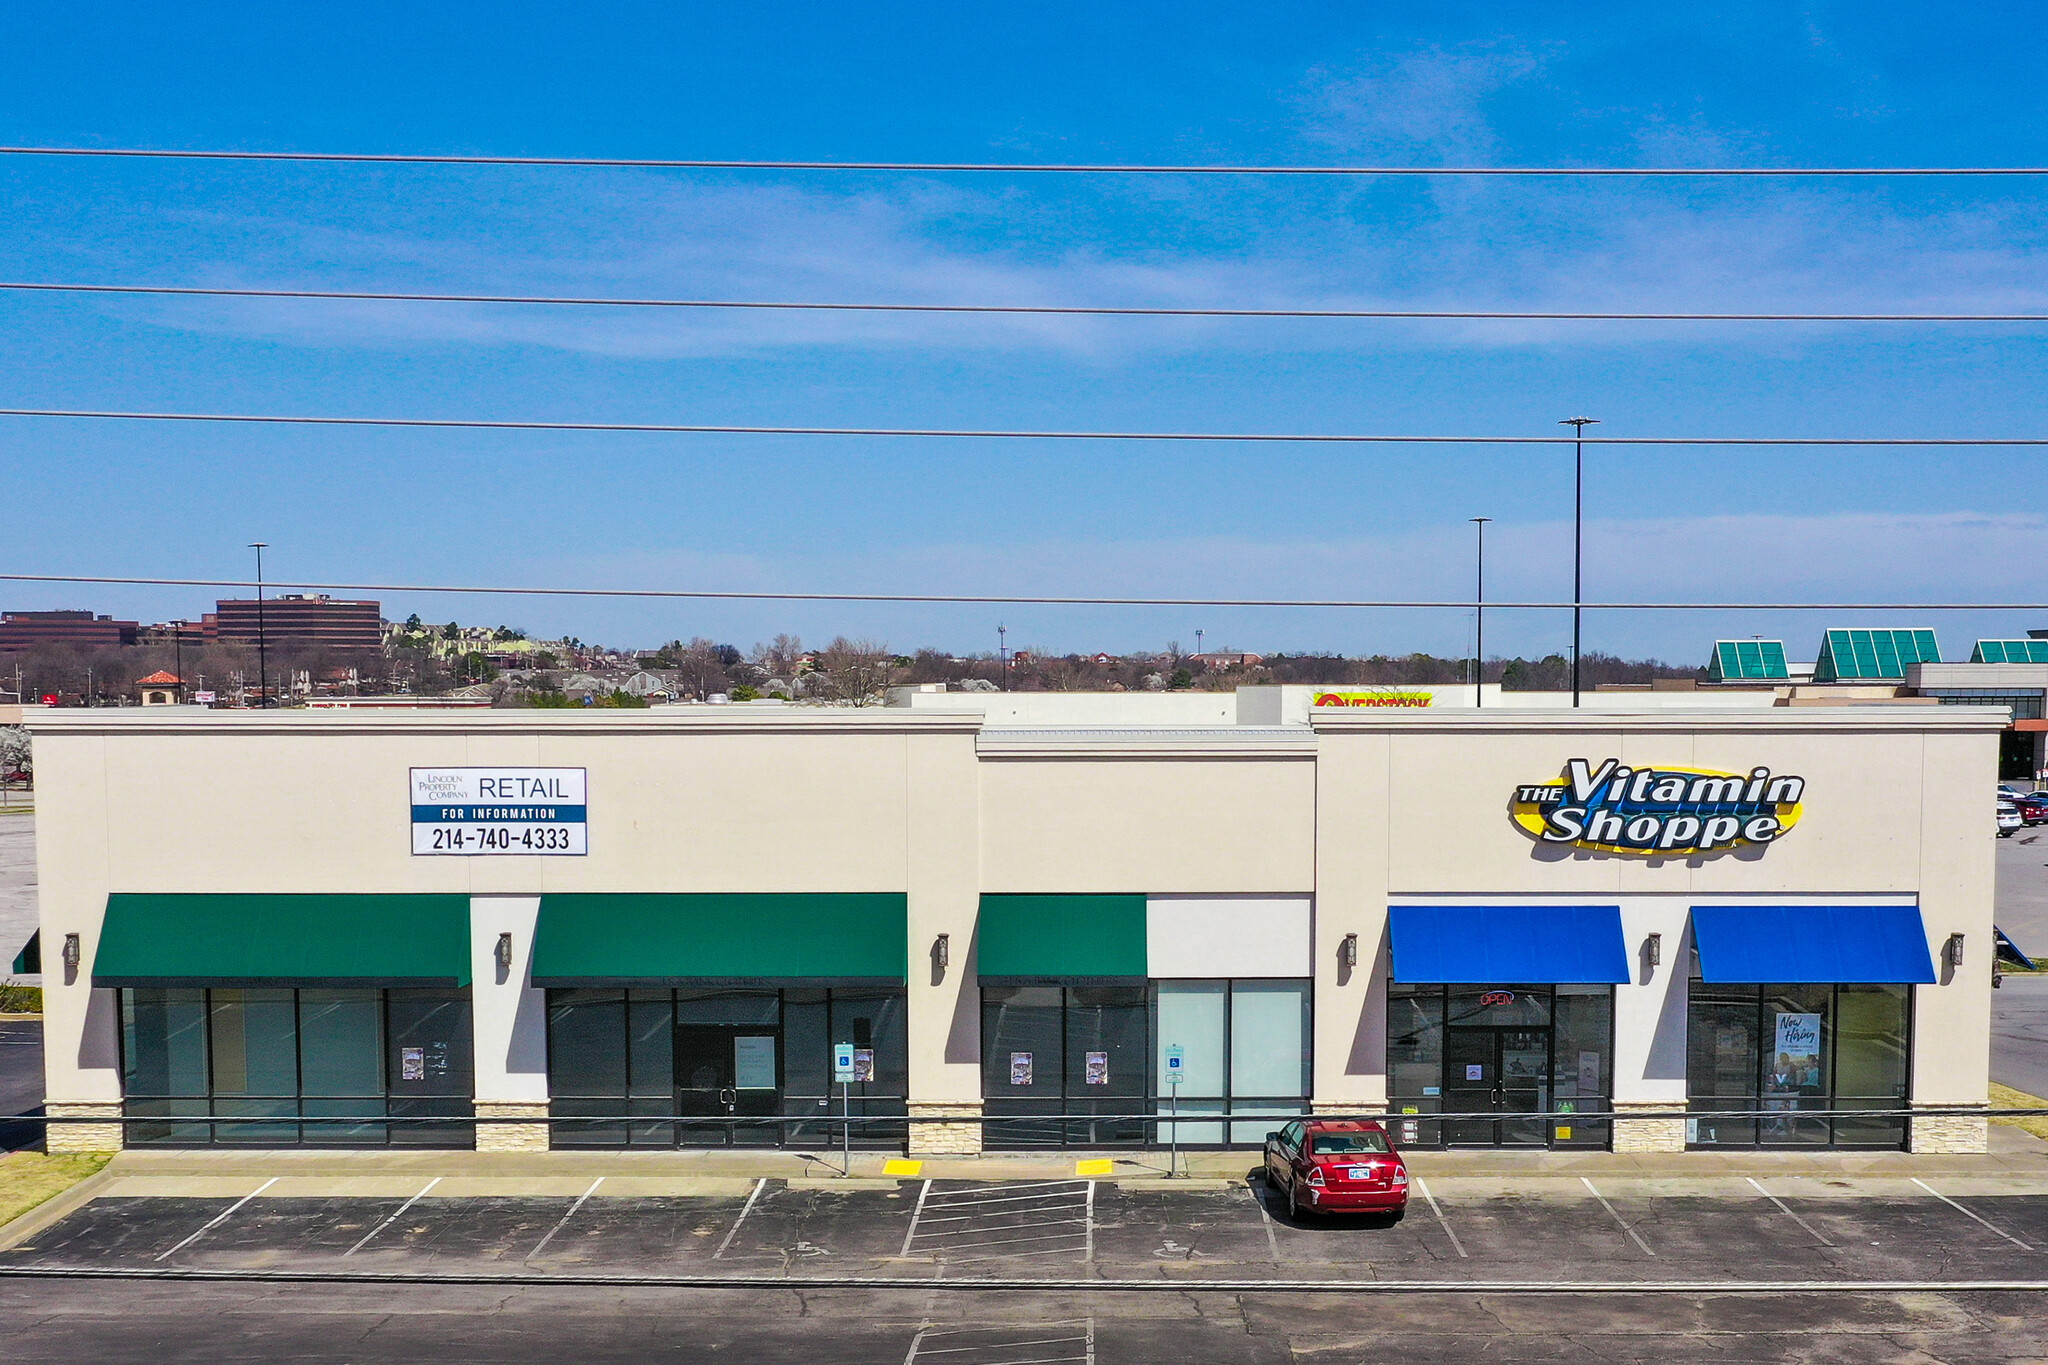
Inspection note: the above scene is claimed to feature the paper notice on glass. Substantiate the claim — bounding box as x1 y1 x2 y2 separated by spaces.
1578 1050 1601 1097
1010 1051 1033 1086
400 1046 425 1082
1774 1012 1821 1067
734 1035 777 1089
1084 1051 1109 1085
853 1048 875 1082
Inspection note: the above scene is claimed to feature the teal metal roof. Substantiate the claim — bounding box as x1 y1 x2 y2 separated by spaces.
1709 640 1789 681
1971 639 2048 664
1812 629 1940 682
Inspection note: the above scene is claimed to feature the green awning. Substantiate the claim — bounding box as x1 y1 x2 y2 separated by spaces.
93 894 471 987
534 893 908 986
977 894 1147 983
10 929 37 976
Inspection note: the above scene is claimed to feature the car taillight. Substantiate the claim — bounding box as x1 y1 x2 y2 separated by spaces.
1392 1169 1409 1185
1305 1166 1325 1187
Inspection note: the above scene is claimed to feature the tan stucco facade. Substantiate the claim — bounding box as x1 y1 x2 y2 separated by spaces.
30 703 2002 1153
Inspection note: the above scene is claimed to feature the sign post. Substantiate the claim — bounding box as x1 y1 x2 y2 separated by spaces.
1164 1045 1185 1179
832 1042 856 1177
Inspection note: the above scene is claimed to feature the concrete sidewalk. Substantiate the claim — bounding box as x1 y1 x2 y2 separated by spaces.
65 1122 2048 1190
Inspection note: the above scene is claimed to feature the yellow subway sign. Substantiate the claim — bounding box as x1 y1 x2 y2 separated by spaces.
1511 758 1805 856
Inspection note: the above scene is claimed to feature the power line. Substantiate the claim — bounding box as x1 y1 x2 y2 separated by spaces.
2 573 2042 612
7 279 2045 323
4 408 2048 444
4 146 2048 175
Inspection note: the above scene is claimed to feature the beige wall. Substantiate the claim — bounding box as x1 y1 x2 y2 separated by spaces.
31 704 2001 1136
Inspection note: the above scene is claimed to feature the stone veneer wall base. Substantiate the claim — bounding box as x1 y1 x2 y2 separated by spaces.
1910 1105 1989 1154
473 1101 551 1153
908 1103 984 1155
44 1102 124 1152
1610 1101 1687 1153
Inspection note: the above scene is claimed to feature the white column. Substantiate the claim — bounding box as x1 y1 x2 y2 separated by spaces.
1611 897 1690 1151
469 894 549 1151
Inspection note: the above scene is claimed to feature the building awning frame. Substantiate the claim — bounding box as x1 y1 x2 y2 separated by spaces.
1389 904 1631 984
92 893 472 988
975 894 1148 985
533 893 908 987
1690 904 1937 984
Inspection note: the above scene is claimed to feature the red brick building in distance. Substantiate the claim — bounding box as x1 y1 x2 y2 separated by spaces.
0 611 140 651
207 595 383 652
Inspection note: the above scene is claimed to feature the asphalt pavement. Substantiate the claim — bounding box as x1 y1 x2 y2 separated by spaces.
8 1172 2048 1362
1996 826 2048 1097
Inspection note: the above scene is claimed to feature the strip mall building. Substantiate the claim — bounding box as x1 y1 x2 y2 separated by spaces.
31 687 2001 1156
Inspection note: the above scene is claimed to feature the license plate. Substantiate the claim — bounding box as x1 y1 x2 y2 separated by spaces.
1346 1166 1374 1180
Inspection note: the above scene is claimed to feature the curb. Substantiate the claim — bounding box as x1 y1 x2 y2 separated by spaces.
0 1163 118 1253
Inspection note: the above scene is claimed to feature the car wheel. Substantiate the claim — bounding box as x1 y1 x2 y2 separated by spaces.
1290 1185 1313 1223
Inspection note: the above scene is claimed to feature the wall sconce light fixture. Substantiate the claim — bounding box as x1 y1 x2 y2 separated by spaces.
1339 933 1358 971
1644 932 1662 968
62 932 81 972
495 932 514 973
1944 933 1965 971
932 933 950 971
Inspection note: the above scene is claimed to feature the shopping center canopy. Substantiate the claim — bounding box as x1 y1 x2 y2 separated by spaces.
976 894 1147 984
1388 905 1630 984
532 893 907 986
92 893 472 987
1691 904 1936 983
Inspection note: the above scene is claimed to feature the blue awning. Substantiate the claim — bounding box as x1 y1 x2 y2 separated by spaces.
1691 905 1935 983
1389 905 1630 984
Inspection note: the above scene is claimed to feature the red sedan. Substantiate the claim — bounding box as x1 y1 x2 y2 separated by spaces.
1262 1118 1410 1220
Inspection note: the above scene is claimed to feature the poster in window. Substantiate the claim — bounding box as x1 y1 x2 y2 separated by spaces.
1772 1012 1822 1090
1084 1051 1109 1085
1578 1050 1602 1098
1010 1052 1033 1086
734 1035 777 1090
853 1048 875 1083
400 1046 425 1082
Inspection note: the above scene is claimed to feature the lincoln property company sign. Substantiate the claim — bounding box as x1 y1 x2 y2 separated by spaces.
410 767 588 855
1511 758 1805 857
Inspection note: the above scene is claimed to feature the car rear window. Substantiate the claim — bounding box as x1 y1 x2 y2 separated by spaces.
1309 1132 1389 1154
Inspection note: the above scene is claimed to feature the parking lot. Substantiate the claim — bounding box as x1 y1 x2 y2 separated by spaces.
6 1169 2048 1363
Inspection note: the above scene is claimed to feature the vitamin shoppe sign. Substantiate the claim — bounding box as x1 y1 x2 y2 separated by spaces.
1511 758 1805 856
1313 690 1433 708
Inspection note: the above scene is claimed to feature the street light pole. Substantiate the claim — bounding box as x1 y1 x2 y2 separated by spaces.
1558 418 1599 706
998 623 1008 691
1469 517 1491 708
249 542 269 709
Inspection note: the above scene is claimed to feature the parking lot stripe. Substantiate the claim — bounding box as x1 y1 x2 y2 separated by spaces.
344 1176 442 1257
918 1218 1091 1238
525 1177 604 1263
1912 1177 2037 1251
915 1333 1090 1355
924 1189 1091 1209
900 1179 934 1257
1247 1182 1281 1259
926 1179 1090 1199
900 1322 932 1365
714 1177 768 1260
1745 1176 1834 1247
930 1231 1093 1252
1084 1180 1096 1263
1581 1177 1655 1257
154 1177 278 1261
1412 1177 1467 1259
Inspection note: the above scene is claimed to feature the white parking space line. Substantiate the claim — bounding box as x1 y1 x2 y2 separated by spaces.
1246 1181 1281 1259
906 1181 1092 1263
713 1176 769 1260
524 1177 603 1262
1412 1176 1468 1259
344 1176 442 1257
900 1179 934 1257
1912 1177 2037 1251
154 1177 278 1261
1581 1177 1655 1258
904 1318 1093 1364
1746 1176 1834 1247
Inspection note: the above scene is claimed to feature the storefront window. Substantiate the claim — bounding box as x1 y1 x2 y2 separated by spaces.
1686 983 1909 1148
1387 984 1612 1149
983 980 1310 1149
545 987 909 1148
120 987 471 1146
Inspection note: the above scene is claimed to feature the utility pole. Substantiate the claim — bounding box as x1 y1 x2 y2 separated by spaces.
1558 418 1598 706
998 623 1009 691
1470 517 1491 708
249 543 269 708
1195 628 1204 660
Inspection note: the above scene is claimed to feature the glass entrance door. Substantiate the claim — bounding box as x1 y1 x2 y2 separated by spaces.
675 1026 779 1146
1444 1026 1551 1146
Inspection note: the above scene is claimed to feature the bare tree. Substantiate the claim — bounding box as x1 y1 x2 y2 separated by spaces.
810 637 899 705
750 634 805 678
673 637 731 699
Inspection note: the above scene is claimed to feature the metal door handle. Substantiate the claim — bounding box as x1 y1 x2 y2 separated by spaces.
719 1086 737 1112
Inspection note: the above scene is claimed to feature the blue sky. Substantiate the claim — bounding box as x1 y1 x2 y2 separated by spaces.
4 4 2048 664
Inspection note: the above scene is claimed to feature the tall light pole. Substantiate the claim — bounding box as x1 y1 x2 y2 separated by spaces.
1195 628 1204 661
249 543 269 709
1558 418 1598 706
1469 517 1491 708
998 623 1009 691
